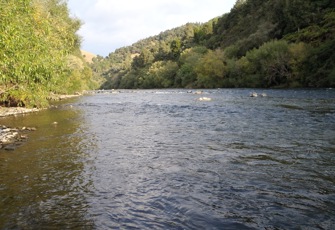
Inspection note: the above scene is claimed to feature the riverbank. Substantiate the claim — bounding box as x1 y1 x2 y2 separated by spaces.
0 107 40 117
47 93 82 101
0 93 82 117
0 94 81 150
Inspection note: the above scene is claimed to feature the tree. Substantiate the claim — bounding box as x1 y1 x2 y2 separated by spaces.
244 40 293 87
131 49 154 69
0 0 86 107
195 49 226 88
176 46 208 88
234 0 247 8
170 39 182 59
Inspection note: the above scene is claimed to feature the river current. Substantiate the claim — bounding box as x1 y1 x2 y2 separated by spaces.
0 89 334 229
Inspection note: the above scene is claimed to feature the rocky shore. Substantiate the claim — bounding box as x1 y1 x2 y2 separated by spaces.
47 92 82 101
0 107 40 117
0 93 82 151
0 125 37 151
0 93 82 117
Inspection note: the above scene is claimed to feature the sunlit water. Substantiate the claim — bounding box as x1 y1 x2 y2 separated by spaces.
0 89 334 229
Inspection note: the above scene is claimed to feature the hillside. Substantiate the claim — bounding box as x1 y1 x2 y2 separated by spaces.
81 50 97 63
91 0 335 89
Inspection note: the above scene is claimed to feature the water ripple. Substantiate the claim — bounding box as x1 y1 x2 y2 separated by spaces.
1 89 334 229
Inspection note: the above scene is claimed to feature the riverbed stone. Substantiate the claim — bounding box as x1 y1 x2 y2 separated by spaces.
0 126 36 151
4 144 17 151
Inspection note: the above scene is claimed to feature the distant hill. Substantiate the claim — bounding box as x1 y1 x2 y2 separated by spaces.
81 50 97 63
92 0 335 89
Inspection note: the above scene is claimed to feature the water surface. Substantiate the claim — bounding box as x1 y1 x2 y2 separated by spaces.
1 89 334 229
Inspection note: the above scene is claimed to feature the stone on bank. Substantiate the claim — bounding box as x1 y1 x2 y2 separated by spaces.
0 126 36 151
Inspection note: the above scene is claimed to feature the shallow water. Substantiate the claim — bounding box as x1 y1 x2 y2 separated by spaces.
0 89 334 229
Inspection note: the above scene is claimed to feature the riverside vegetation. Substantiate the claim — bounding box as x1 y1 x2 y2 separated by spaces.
0 0 100 150
1 0 334 109
0 0 101 108
93 0 335 90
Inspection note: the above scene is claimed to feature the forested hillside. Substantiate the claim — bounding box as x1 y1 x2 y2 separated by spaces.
0 0 100 107
93 0 335 89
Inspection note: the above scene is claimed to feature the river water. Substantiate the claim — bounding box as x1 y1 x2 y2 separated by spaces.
0 89 334 229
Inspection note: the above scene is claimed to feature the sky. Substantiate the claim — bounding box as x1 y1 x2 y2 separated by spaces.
67 0 237 57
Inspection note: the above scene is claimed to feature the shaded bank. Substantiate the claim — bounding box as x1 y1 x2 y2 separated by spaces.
0 94 82 117
0 94 82 151
0 107 41 117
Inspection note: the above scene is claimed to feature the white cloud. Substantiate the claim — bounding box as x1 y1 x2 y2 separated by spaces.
68 0 236 56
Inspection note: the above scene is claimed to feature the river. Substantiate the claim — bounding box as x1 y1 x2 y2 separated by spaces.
0 89 334 229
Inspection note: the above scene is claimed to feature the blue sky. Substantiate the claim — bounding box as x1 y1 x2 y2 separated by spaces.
67 0 236 56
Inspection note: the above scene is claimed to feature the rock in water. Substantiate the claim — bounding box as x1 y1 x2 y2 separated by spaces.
199 97 212 101
0 126 36 151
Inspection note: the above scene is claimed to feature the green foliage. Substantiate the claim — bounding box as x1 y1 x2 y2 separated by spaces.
302 39 335 87
91 0 335 89
132 49 154 69
0 0 96 107
170 39 182 60
119 70 140 89
284 10 335 45
176 46 208 88
195 49 227 88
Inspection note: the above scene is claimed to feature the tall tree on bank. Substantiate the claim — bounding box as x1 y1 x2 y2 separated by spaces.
0 0 95 107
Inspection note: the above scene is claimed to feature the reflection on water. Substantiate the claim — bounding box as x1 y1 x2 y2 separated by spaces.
0 100 96 229
0 89 335 229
